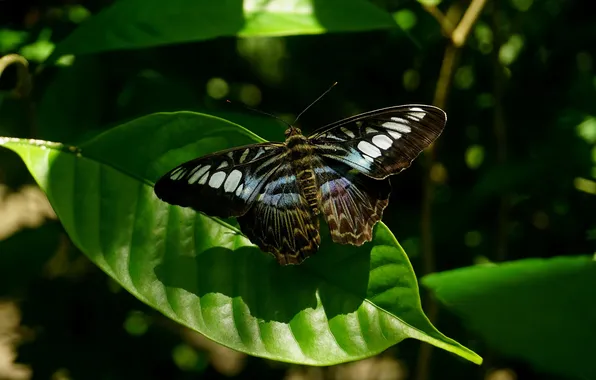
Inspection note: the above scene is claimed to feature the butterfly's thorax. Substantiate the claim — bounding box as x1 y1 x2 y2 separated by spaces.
285 133 320 215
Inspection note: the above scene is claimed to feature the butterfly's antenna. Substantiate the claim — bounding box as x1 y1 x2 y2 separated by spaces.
293 81 338 124
225 99 292 128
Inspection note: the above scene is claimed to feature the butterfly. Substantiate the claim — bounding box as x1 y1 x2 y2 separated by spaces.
154 104 446 265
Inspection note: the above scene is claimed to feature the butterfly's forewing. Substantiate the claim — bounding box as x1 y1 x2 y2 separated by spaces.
314 157 391 245
237 160 320 265
309 105 446 179
154 142 285 218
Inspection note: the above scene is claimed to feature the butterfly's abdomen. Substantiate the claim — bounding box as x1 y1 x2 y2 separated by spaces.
286 134 319 215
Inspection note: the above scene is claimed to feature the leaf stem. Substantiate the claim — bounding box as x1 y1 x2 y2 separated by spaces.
0 54 32 98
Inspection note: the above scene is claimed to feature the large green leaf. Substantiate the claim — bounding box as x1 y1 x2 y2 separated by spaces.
422 256 596 379
48 0 397 61
0 112 481 365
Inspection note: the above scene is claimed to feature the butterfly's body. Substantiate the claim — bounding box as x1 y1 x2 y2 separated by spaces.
285 129 320 215
155 104 447 265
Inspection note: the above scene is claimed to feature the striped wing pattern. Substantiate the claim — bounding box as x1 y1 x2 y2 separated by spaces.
154 104 446 265
154 142 285 218
309 105 446 179
314 157 391 245
237 161 320 265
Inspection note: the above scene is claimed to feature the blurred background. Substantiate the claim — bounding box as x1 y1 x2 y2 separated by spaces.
1 0 595 379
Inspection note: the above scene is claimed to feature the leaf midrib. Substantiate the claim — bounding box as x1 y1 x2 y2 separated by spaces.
1 137 479 363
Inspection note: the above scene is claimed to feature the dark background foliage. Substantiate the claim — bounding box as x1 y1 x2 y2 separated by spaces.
1 0 595 379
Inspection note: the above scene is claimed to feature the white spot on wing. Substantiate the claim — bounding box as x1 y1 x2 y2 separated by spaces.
382 122 401 130
346 149 373 170
198 172 209 185
372 134 393 150
239 148 250 163
322 133 344 141
388 131 402 139
188 165 211 184
362 154 374 162
365 127 379 134
224 170 242 192
252 148 265 160
170 167 185 180
188 165 202 176
217 161 229 170
357 141 382 158
208 171 227 188
407 107 426 120
386 119 412 133
235 183 244 196
341 127 356 138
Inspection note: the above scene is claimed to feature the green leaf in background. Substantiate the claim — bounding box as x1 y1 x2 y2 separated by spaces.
48 0 397 61
0 112 481 365
0 29 29 54
422 256 596 379
416 0 443 6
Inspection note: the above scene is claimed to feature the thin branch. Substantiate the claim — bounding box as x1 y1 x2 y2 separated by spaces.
452 0 489 47
422 5 455 36
0 54 31 98
432 44 460 110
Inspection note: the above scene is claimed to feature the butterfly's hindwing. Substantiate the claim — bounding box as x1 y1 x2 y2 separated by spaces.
154 103 447 265
154 142 285 218
314 157 391 245
237 160 320 265
309 105 446 179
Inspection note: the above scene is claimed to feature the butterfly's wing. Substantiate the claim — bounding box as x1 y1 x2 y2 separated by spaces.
154 142 286 218
309 105 446 179
237 160 320 265
314 157 391 245
310 104 445 245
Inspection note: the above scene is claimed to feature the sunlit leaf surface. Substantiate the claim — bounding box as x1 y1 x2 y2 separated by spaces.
0 112 481 365
49 0 397 61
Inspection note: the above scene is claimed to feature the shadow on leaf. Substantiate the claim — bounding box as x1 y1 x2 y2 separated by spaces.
155 226 372 324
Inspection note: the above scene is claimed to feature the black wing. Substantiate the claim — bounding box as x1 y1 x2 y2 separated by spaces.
237 160 320 265
314 157 391 245
154 142 286 218
308 105 446 179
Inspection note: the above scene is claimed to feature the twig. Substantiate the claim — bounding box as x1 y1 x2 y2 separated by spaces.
0 54 31 99
452 0 489 47
422 5 455 36
432 44 460 111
